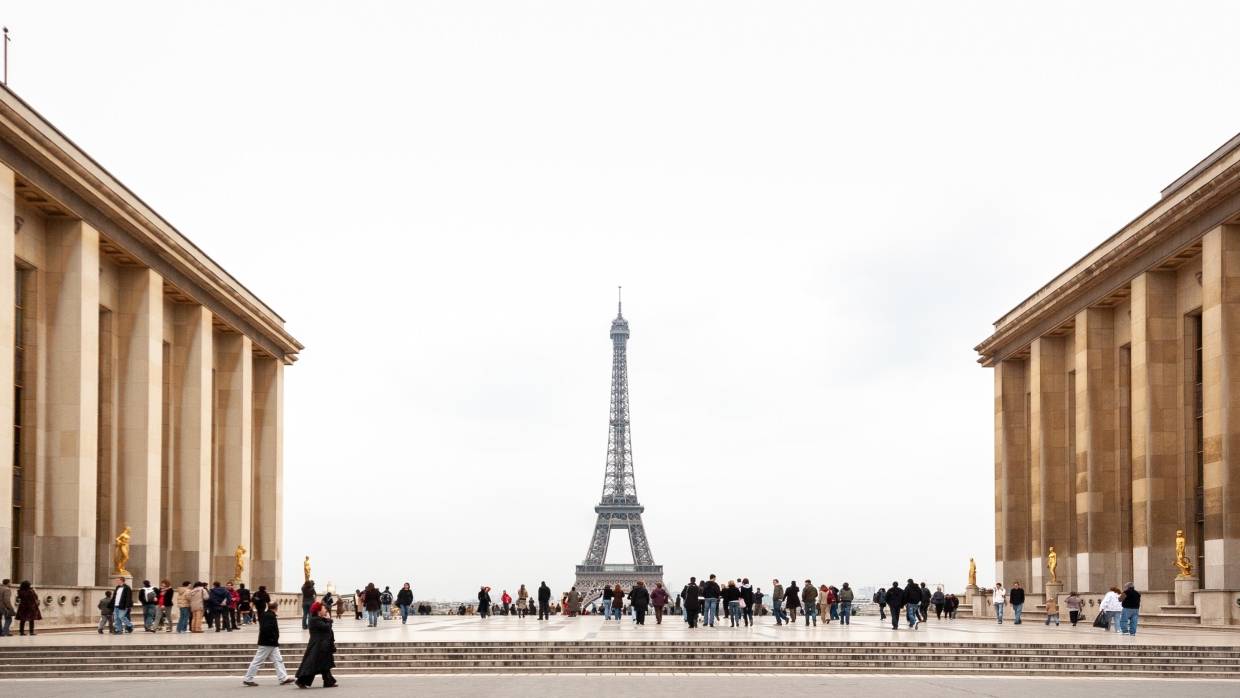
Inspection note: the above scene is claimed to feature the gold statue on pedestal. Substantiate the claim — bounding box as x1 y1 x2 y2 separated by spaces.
1047 546 1058 583
968 558 977 588
304 556 312 584
1175 529 1193 578
113 525 132 577
234 544 247 583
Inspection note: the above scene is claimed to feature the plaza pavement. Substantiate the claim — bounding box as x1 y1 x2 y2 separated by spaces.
4 675 1239 697
9 611 1240 647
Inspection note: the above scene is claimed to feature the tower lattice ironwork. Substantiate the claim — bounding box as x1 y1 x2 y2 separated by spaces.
573 295 663 601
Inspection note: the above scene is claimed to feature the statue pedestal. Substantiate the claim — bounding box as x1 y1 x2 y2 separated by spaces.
965 584 978 602
1174 576 1199 607
1043 581 1063 607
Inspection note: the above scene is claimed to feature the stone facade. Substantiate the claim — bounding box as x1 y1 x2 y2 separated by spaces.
977 132 1240 625
0 85 301 594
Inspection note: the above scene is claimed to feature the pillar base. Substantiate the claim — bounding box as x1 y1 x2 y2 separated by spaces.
965 584 979 602
1044 581 1064 605
1174 576 1200 607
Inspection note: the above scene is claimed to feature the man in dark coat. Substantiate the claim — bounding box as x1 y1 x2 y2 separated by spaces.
242 601 295 686
886 581 904 630
537 582 552 621
300 580 316 630
629 582 651 626
903 579 921 629
295 602 337 688
681 578 700 629
874 586 887 620
477 587 491 620
783 580 800 624
919 582 931 622
112 577 134 634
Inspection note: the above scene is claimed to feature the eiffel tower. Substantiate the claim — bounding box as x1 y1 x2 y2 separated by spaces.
573 293 663 601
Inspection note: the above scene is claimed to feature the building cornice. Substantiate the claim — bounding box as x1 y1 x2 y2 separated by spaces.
975 138 1240 367
0 84 302 363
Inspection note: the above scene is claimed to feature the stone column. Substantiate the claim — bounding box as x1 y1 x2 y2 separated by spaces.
995 358 1030 585
115 268 164 583
1030 336 1070 590
1130 270 1181 591
212 332 252 583
251 355 283 590
40 219 100 586
1201 224 1240 589
168 304 212 584
0 164 14 579
1074 306 1121 593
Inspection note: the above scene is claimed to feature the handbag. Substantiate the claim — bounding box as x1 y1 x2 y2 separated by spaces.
738 598 746 609
1092 611 1108 629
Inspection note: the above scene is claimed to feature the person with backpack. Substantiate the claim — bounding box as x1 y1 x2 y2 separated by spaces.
242 601 296 686
838 582 854 625
380 586 394 620
139 580 158 632
874 586 887 620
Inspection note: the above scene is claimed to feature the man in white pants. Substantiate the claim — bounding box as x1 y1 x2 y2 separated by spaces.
242 601 296 686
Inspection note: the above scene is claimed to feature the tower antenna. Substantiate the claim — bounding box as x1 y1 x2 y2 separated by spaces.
617 285 622 315
2 27 10 86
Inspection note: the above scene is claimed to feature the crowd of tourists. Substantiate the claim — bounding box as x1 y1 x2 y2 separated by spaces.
989 581 1142 635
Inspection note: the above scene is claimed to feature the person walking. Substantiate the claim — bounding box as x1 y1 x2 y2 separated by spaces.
113 577 134 634
783 580 800 624
992 582 1006 624
155 580 174 632
139 580 158 632
600 585 614 621
1009 582 1026 624
838 582 854 625
801 580 818 627
682 578 701 629
0 579 15 637
175 581 192 633
477 586 492 620
537 582 551 621
566 587 581 616
517 585 529 618
1064 591 1083 626
886 581 904 630
1100 586 1123 632
916 582 929 623
931 586 945 620
360 583 379 626
295 602 338 688
396 583 413 624
702 575 721 627
610 584 624 621
1119 583 1141 636
874 586 887 620
189 582 207 633
903 579 921 630
300 579 316 630
722 580 741 627
15 581 40 635
253 585 271 615
629 581 651 626
651 582 669 625
946 593 959 619
242 601 296 686
771 579 787 626
97 590 115 634
1044 594 1061 626
739 578 754 627
379 586 394 619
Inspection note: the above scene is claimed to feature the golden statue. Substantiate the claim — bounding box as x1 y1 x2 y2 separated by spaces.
1175 529 1193 578
233 544 247 583
968 558 977 588
113 525 132 577
1047 546 1058 583
304 555 312 584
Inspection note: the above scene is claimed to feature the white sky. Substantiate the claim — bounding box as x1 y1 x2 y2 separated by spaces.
6 1 1240 599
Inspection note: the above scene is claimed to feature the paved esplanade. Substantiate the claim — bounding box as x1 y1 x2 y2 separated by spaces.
4 676 1238 697
7 613 1239 648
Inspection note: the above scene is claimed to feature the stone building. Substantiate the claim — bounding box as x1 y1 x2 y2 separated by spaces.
0 85 301 600
976 132 1240 624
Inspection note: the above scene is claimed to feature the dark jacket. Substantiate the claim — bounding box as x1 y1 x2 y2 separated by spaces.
784 583 800 609
681 584 701 611
903 582 920 606
538 584 552 604
651 587 669 607
703 580 721 599
209 585 229 610
396 589 413 605
253 589 271 613
629 586 651 608
920 586 931 604
98 595 115 614
301 581 316 604
875 588 887 605
1009 587 1026 606
1121 588 1141 609
722 586 741 603
238 587 252 611
161 588 175 608
113 584 133 611
296 615 336 679
257 610 280 647
740 585 754 605
364 587 381 612
839 587 854 603
886 585 904 609
602 587 613 601
16 586 41 621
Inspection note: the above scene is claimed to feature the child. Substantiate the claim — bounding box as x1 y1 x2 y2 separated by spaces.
241 601 295 686
1044 595 1061 626
98 590 115 634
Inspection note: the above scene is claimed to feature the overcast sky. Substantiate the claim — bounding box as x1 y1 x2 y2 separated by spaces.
6 1 1240 599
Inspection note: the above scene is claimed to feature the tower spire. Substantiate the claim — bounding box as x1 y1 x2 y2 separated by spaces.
617 285 622 316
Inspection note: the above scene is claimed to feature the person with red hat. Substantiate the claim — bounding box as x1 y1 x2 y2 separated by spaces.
294 601 337 688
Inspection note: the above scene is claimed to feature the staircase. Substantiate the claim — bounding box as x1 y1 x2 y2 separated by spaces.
2 641 1239 679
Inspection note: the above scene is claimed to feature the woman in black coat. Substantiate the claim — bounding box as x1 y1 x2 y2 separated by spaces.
681 580 701 629
784 581 800 624
16 581 41 635
295 602 337 688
